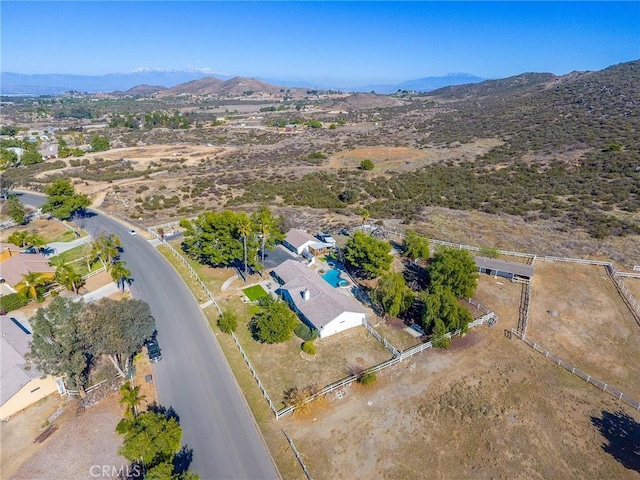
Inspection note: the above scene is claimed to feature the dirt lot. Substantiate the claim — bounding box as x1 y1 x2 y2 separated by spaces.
277 273 640 480
0 218 72 244
527 261 640 399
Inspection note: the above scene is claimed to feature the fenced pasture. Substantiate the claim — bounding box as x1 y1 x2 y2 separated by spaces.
231 318 393 410
527 261 640 399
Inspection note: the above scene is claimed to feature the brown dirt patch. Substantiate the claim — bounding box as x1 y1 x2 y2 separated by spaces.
2 391 128 480
527 262 640 399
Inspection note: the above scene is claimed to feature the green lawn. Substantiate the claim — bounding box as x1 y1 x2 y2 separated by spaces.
243 284 268 302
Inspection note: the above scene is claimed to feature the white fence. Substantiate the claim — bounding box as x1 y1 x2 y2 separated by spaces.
511 329 640 411
148 228 223 316
606 265 640 324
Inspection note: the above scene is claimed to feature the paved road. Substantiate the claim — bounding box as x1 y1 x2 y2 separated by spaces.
18 192 279 480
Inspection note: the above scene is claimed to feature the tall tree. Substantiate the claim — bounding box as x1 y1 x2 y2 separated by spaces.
109 260 132 291
82 298 155 377
20 271 48 300
91 232 121 268
119 381 145 418
421 285 473 346
344 231 392 278
428 247 479 299
27 296 91 395
6 195 26 224
403 230 430 261
373 271 414 317
52 257 84 295
116 411 182 468
237 212 252 278
181 211 244 267
40 179 91 220
251 206 282 265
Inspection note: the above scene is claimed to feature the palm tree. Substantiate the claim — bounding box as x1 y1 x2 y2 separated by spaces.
252 206 273 266
51 257 83 295
27 233 46 253
91 233 121 268
119 381 145 418
237 214 252 279
109 261 132 291
21 271 47 300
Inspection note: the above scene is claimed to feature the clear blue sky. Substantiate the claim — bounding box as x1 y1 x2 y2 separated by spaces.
2 1 639 85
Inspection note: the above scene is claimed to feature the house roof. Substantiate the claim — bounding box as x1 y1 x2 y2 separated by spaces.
273 260 366 330
475 256 534 278
0 254 55 286
283 229 318 249
1 316 42 406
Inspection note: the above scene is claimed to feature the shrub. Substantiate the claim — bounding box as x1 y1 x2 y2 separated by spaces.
217 309 238 334
301 341 316 355
0 292 29 313
294 323 319 341
358 371 377 386
359 159 374 171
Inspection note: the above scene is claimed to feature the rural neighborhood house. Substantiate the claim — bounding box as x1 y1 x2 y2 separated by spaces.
272 260 367 338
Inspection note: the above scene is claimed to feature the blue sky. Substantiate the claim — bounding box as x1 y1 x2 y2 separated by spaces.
2 1 639 85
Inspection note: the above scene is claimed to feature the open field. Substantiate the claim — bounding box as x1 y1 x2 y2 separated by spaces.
527 261 640 399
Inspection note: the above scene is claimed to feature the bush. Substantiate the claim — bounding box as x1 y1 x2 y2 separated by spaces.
358 371 377 386
301 341 316 355
0 292 29 313
359 159 374 171
294 323 319 341
217 309 238 334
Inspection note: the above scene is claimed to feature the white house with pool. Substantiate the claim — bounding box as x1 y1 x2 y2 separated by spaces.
272 260 367 338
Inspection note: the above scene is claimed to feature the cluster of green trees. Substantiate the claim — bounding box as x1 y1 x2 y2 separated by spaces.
345 228 478 346
180 206 282 275
28 296 155 393
116 384 199 479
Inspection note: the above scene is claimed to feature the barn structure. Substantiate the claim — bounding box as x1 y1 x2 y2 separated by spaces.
475 256 534 284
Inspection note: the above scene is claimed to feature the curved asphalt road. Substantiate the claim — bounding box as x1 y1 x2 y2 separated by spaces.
18 192 279 480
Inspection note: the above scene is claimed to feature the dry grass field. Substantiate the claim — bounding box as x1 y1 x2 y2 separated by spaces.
527 261 640 399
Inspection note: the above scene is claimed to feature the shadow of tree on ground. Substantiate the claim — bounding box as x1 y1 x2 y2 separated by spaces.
591 409 640 473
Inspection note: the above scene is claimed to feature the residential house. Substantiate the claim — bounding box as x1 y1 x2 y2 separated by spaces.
272 260 366 338
282 229 333 257
0 316 60 420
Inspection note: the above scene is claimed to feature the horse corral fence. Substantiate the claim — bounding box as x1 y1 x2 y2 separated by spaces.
510 329 640 411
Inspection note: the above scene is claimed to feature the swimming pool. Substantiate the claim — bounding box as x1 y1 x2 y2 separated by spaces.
322 269 349 288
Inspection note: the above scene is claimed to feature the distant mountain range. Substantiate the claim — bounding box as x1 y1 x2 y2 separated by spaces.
0 69 485 96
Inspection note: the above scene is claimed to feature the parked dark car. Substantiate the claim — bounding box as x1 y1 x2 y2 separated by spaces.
147 339 162 363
